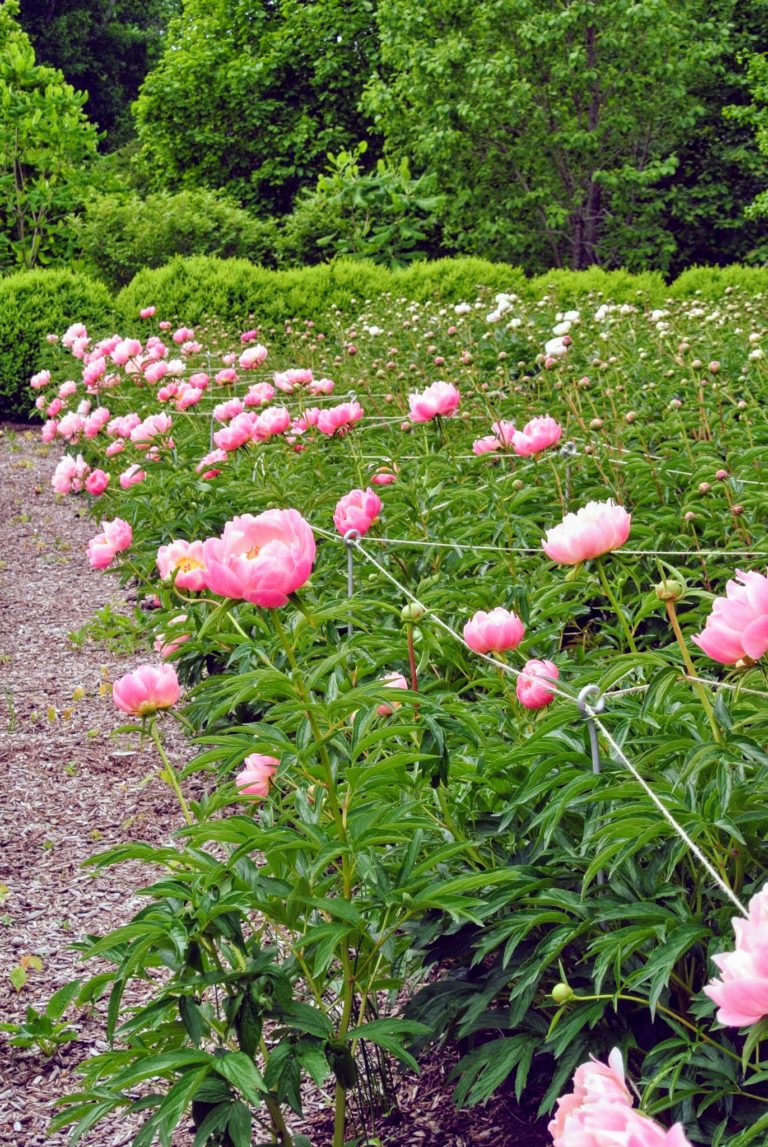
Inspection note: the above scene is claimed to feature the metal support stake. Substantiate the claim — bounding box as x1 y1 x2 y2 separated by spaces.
577 683 606 885
343 529 361 636
560 440 579 507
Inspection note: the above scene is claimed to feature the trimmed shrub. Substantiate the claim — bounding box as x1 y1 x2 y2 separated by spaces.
74 190 281 289
0 269 118 421
526 266 668 306
669 264 768 299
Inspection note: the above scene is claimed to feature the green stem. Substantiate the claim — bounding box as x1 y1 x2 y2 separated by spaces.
595 557 637 654
149 719 192 824
664 597 721 743
574 991 741 1063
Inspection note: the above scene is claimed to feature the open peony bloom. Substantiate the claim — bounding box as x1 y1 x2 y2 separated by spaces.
692 570 768 665
464 608 525 654
704 883 768 1026
236 753 278 798
334 488 383 537
52 453 89 494
408 380 460 423
201 508 316 608
542 500 631 565
376 671 409 716
87 517 133 569
316 401 364 436
516 659 559 709
511 414 563 456
112 664 180 716
549 1048 692 1147
157 539 207 592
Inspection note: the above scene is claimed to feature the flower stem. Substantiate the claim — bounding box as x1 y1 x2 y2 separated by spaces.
149 718 192 823
595 558 637 654
664 597 721 743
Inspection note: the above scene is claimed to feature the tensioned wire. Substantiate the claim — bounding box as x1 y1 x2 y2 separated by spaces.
313 523 748 916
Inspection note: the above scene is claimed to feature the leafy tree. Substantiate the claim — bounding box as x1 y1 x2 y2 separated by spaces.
366 0 733 272
0 0 99 270
726 44 768 234
17 0 181 149
133 0 380 216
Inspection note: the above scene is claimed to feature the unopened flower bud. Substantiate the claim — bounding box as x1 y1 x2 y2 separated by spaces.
401 602 425 622
551 983 573 1005
655 578 684 602
732 504 744 516
625 411 636 424
698 482 711 494
589 418 603 430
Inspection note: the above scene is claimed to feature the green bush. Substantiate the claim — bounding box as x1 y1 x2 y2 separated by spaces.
0 269 118 421
74 190 281 290
669 264 768 299
526 266 668 306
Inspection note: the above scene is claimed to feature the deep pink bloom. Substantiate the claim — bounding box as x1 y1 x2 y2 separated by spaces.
511 415 563 456
549 1048 692 1147
215 367 239 385
112 664 180 716
370 469 397 486
692 570 768 665
704 884 768 1026
376 671 409 716
542 500 631 564
85 469 110 496
516 659 559 709
463 608 525 654
408 381 460 423
87 517 132 569
236 753 279 798
333 488 383 537
172 326 195 344
140 306 156 318
157 539 207 591
201 509 316 608
317 401 364 436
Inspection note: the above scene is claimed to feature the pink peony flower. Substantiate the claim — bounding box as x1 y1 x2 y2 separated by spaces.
371 468 397 486
201 509 316 608
120 464 147 489
333 488 383 537
463 608 525 654
516 659 559 709
140 306 156 318
542 500 631 565
491 420 516 448
704 883 768 1026
172 326 195 344
87 517 132 569
254 406 291 440
692 570 768 665
52 453 89 494
238 344 268 369
408 381 460 423
112 664 180 716
376 671 409 716
244 382 276 407
473 435 502 455
236 753 279 798
550 1048 692 1147
511 414 563 456
215 367 239 386
30 369 52 390
154 615 190 659
85 469 110 496
317 401 364 436
157 539 207 592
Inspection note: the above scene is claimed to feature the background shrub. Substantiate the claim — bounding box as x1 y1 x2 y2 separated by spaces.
0 269 117 421
74 190 280 289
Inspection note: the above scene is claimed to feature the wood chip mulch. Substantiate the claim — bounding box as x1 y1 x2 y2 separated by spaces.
0 425 550 1147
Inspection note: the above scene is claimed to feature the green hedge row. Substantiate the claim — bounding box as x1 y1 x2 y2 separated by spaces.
3 258 768 420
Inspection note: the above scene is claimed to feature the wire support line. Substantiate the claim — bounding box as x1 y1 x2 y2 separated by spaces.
587 708 748 918
350 535 768 560
683 673 768 703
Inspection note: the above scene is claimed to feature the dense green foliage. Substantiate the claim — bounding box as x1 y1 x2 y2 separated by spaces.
0 268 116 419
0 0 99 271
17 0 181 149
133 0 380 215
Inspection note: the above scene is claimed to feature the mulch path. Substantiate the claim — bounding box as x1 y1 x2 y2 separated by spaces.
0 424 550 1146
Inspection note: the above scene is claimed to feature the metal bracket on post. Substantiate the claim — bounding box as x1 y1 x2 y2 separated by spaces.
577 683 606 885
343 529 361 636
560 440 579 506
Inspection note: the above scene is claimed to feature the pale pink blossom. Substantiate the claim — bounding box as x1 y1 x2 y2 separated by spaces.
52 453 89 494
30 369 51 389
511 415 563 456
704 883 768 1026
46 398 64 418
195 449 228 473
516 659 559 709
334 488 383 537
308 377 334 396
113 664 180 716
140 306 156 318
238 344 268 369
236 753 279 798
244 382 275 407
61 322 88 348
58 380 78 399
87 517 132 569
120 465 147 489
105 440 125 457
542 500 631 565
111 338 142 365
41 419 58 443
376 671 409 716
188 372 210 390
214 398 244 423
215 368 239 386
172 326 195 344
144 361 169 384
201 509 316 608
408 381 460 423
157 539 207 592
463 608 525 654
317 401 364 436
692 570 768 665
254 406 291 440
472 435 502 455
57 412 85 440
491 420 516 448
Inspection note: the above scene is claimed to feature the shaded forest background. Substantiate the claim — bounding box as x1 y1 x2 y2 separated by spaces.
3 0 768 285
